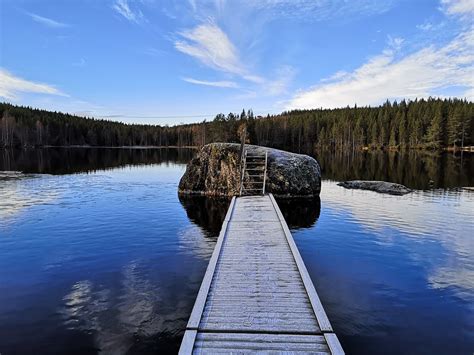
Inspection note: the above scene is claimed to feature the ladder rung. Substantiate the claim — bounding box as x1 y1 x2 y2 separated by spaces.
240 148 267 197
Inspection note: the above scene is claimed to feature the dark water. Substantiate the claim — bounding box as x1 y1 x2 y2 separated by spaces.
0 148 473 354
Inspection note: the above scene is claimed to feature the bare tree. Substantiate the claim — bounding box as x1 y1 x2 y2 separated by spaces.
1 111 16 146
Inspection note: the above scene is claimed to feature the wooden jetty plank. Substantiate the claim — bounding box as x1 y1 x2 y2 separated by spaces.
325 333 345 355
179 330 197 354
192 333 331 354
269 193 334 333
179 194 344 354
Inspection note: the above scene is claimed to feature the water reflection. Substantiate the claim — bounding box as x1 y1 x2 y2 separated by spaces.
0 147 195 174
2 148 473 190
0 175 60 222
178 194 321 232
322 181 474 296
291 181 474 354
1 148 473 355
314 150 474 189
177 224 217 259
59 257 201 355
276 197 321 229
178 195 231 235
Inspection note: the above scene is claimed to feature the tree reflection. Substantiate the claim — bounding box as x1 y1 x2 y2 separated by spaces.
2 147 473 190
0 147 195 174
314 150 474 189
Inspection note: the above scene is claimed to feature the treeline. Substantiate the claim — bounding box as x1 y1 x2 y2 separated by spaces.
249 98 473 152
1 98 472 152
0 103 200 147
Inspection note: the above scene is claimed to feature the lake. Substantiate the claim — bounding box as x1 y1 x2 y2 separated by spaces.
0 147 473 354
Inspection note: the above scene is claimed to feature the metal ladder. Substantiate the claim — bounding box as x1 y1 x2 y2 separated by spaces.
239 149 268 196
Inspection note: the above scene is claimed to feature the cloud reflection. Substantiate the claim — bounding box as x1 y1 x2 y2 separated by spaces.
0 174 59 222
177 224 215 259
60 260 191 354
322 181 474 299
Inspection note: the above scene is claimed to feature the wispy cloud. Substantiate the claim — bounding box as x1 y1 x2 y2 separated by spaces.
175 22 241 74
112 0 144 23
188 0 197 12
175 22 263 83
143 47 165 57
266 66 296 96
320 70 349 83
245 0 399 21
287 30 474 109
0 69 68 100
441 0 474 16
182 77 239 88
387 35 404 50
27 12 69 28
416 21 445 31
72 58 86 67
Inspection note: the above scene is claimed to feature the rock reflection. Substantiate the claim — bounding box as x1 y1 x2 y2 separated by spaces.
179 194 322 232
178 194 321 233
276 197 321 229
178 195 231 235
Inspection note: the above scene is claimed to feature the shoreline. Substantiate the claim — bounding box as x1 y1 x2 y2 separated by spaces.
0 145 473 154
0 145 200 149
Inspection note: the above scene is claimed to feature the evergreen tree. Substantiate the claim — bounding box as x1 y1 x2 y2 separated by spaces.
425 107 443 149
447 107 463 149
1 99 472 151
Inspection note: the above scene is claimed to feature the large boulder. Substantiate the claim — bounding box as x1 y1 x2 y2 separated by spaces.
178 143 321 197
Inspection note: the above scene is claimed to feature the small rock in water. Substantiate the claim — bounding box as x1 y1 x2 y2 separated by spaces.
337 180 412 195
0 171 24 180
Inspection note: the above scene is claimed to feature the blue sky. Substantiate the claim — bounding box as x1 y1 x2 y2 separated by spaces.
1 0 473 125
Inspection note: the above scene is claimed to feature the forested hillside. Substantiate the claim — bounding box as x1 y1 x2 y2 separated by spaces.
1 98 472 152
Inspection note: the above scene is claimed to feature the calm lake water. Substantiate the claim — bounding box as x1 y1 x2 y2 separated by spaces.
0 148 473 354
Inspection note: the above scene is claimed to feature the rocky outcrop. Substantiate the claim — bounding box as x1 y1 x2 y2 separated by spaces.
178 143 321 197
337 180 412 195
0 171 25 180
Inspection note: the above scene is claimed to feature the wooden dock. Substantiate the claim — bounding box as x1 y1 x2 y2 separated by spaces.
179 194 344 354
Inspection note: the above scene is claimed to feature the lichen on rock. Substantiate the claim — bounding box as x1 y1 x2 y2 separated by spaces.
178 143 321 197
